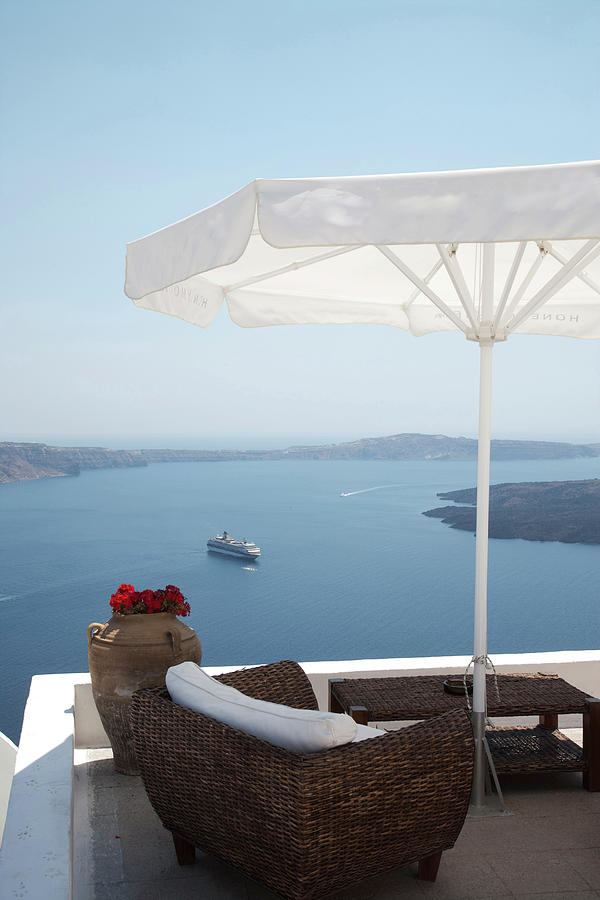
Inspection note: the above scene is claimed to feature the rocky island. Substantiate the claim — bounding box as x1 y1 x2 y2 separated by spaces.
423 480 600 544
1 434 598 485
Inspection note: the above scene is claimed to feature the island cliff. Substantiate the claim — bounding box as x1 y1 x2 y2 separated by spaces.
1 434 598 485
138 433 599 463
423 480 600 545
0 443 146 485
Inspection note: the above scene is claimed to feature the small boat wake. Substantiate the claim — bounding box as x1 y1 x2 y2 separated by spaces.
340 484 401 497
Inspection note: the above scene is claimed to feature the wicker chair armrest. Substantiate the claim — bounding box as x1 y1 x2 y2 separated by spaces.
297 708 474 819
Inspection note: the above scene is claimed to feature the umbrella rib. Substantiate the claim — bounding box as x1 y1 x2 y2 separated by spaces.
224 245 362 291
405 259 443 306
376 245 468 333
506 239 600 332
435 243 478 331
497 243 549 330
547 245 600 295
492 241 527 331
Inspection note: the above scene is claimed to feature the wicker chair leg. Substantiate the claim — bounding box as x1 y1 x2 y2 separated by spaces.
418 850 442 881
172 832 196 865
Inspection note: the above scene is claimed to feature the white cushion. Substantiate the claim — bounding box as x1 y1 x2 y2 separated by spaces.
166 662 358 753
352 723 386 742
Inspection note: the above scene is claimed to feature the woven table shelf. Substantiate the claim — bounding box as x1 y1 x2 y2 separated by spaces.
487 725 585 774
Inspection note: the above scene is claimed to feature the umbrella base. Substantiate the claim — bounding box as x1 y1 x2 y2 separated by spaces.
467 796 513 818
471 711 508 814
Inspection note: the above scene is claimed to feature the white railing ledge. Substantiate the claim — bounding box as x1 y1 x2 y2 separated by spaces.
0 673 85 899
0 731 17 848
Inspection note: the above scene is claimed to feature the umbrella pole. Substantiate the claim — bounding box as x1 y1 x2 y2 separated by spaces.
471 337 494 808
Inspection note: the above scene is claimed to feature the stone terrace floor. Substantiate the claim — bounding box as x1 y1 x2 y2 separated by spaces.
73 726 600 900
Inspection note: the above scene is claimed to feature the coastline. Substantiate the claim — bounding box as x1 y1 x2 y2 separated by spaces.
2 435 599 486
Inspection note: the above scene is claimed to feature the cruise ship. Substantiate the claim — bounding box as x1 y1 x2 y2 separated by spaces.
207 531 261 560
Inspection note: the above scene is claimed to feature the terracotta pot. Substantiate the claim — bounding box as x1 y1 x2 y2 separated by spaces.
87 612 202 774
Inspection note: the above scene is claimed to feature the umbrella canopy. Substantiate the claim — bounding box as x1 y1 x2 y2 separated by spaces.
125 160 600 807
126 160 600 339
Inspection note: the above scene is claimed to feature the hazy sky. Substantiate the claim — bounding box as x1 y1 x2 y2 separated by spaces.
1 0 599 449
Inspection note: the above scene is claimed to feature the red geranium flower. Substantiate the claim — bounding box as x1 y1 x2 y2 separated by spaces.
110 582 191 616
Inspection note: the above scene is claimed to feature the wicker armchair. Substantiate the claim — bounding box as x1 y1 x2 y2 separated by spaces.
130 660 474 900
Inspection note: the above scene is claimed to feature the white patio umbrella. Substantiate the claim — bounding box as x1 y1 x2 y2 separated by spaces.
125 160 600 807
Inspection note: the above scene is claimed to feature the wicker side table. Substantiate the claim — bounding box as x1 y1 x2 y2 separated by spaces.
329 673 599 791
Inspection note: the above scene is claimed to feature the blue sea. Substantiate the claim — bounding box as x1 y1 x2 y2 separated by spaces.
1 457 598 743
